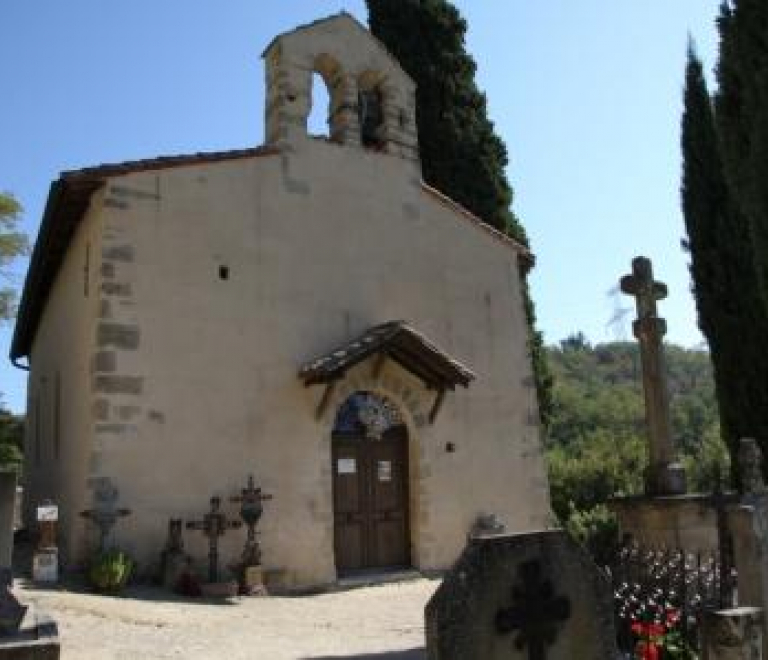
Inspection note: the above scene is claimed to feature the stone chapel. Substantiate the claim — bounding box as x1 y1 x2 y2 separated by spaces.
10 13 551 589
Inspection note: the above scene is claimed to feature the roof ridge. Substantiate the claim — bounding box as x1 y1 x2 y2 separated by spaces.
419 183 534 267
60 145 280 181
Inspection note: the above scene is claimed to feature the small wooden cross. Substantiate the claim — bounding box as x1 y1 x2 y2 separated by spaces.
495 560 571 660
620 256 667 321
186 496 242 583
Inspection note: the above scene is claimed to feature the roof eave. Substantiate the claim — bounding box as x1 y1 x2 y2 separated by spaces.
11 179 70 362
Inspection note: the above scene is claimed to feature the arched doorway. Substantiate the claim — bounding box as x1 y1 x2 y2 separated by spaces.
331 391 410 574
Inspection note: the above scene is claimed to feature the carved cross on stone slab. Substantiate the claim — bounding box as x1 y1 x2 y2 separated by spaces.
495 560 571 660
620 256 686 496
186 496 242 583
80 479 131 552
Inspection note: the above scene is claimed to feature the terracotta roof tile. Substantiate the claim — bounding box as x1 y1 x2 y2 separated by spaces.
299 320 475 389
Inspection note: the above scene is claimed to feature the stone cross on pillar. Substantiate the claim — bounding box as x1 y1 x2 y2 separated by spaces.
80 479 131 552
186 496 242 583
620 256 686 495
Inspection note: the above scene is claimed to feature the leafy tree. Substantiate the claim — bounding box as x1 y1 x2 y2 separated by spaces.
546 339 725 511
546 337 725 558
0 404 23 472
0 192 28 320
367 0 553 426
0 192 28 470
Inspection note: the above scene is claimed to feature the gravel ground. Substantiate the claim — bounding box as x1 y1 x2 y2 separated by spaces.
16 578 437 660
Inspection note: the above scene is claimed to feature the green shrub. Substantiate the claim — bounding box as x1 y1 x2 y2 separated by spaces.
564 503 620 567
87 549 134 593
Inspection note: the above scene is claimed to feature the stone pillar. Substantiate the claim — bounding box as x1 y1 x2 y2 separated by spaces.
0 472 17 572
379 83 419 162
702 608 763 660
620 256 686 495
330 74 360 147
264 48 312 147
725 440 768 659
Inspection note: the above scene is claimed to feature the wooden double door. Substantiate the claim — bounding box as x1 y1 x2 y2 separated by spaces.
332 428 410 574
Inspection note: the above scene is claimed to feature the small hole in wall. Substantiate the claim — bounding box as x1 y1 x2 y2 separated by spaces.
446 442 456 453
219 266 229 281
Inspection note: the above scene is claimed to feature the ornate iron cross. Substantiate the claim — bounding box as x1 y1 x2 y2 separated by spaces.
229 475 272 567
495 560 571 660
186 496 242 582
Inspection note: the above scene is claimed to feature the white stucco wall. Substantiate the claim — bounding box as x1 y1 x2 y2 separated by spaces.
42 136 554 588
25 191 104 563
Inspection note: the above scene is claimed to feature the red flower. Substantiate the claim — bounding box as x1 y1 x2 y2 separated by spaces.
665 608 681 627
631 621 664 637
635 641 660 660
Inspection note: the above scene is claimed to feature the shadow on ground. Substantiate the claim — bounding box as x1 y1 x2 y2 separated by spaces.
302 650 426 660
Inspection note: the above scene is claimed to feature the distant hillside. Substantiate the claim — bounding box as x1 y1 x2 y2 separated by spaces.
544 334 727 522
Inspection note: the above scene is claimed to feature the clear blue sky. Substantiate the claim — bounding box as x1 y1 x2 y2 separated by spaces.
0 1 721 412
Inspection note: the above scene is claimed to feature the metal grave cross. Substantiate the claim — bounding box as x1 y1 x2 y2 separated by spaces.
495 560 571 660
80 480 131 551
229 475 272 567
186 496 242 582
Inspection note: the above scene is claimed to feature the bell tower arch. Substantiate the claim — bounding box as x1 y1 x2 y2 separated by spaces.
262 13 419 163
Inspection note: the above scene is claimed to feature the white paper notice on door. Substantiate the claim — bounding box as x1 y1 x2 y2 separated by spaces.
378 460 392 482
338 458 356 474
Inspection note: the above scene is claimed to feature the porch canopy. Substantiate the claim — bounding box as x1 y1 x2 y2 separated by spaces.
299 321 475 424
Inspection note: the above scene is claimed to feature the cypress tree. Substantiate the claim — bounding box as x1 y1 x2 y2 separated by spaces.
716 0 768 307
680 44 768 480
367 0 553 426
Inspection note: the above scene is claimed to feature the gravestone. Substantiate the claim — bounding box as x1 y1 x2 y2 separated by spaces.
0 569 25 636
425 530 618 660
620 256 686 495
32 502 58 583
158 519 193 591
725 439 768 658
739 439 767 499
0 473 61 659
702 607 763 660
0 473 16 573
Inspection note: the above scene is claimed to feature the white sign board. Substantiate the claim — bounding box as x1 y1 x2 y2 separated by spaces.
378 460 392 482
37 505 58 521
337 458 356 474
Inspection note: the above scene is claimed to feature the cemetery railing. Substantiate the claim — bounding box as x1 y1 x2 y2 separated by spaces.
609 542 737 658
